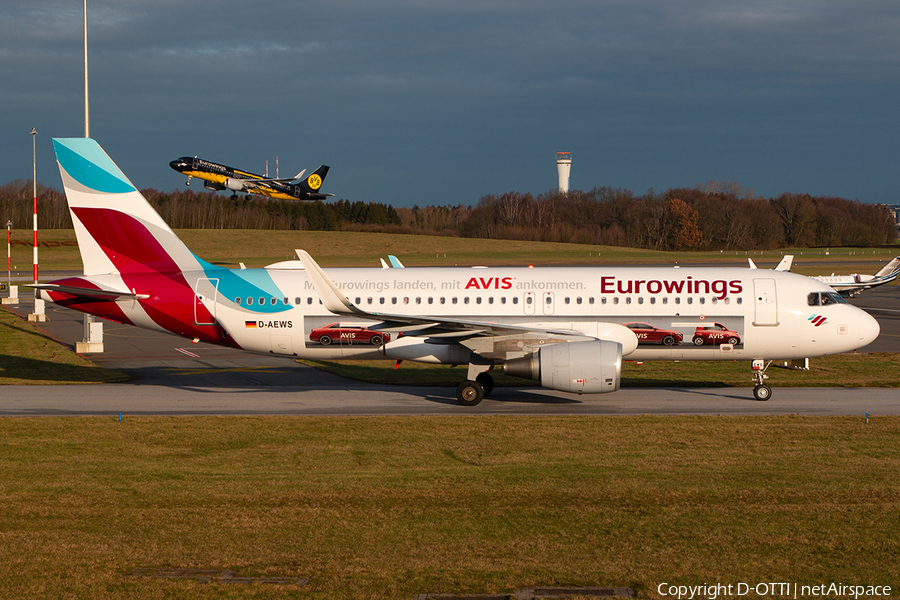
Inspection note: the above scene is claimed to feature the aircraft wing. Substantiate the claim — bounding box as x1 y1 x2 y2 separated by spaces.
244 170 307 185
296 249 596 340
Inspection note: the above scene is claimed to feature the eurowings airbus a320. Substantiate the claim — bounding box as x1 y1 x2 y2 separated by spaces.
36 139 880 405
169 155 333 201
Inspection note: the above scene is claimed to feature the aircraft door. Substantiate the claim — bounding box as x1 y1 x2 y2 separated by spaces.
543 292 555 315
194 278 218 325
523 292 535 315
753 278 778 326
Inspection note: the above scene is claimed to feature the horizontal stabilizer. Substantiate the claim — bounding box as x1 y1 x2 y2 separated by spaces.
28 282 149 300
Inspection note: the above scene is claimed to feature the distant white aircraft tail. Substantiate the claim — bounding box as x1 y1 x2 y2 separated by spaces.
874 256 900 279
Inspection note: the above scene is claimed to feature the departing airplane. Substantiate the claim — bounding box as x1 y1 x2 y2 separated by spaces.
169 155 333 201
749 255 900 297
36 139 880 405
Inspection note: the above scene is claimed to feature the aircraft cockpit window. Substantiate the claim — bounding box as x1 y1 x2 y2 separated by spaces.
822 292 846 305
808 293 820 306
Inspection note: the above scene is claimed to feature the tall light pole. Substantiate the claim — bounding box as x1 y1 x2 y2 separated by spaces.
77 0 102 349
31 127 38 285
84 0 89 137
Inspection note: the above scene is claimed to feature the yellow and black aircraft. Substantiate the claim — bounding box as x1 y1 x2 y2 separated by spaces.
169 156 333 201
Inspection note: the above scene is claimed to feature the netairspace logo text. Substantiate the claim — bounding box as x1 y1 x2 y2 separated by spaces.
657 582 892 599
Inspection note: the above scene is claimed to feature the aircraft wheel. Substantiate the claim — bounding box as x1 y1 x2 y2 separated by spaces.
456 380 484 407
476 372 494 396
693 336 705 346
318 335 333 346
753 384 772 401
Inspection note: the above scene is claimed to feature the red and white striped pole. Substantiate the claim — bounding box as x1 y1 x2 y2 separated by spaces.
31 127 38 285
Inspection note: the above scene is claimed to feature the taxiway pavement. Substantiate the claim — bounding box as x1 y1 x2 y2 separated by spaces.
2 282 898 416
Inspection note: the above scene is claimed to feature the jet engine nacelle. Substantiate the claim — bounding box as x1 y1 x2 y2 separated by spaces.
504 339 622 394
203 180 225 192
224 178 246 191
380 336 472 364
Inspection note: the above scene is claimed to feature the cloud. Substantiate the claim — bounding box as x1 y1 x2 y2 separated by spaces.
0 0 897 206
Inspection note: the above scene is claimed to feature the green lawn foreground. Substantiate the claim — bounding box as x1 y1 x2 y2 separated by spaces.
0 416 897 599
0 307 127 384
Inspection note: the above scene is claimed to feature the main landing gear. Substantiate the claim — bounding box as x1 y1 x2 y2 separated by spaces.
752 359 772 401
456 356 495 407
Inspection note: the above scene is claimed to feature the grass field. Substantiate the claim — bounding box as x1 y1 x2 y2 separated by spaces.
3 231 898 599
8 228 899 271
0 416 897 600
0 307 127 385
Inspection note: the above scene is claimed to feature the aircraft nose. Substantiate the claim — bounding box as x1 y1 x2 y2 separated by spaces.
857 310 880 349
169 158 188 171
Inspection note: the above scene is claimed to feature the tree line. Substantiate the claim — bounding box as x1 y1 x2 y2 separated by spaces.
1 178 895 250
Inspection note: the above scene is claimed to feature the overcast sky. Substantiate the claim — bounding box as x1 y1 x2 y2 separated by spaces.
1 1 897 208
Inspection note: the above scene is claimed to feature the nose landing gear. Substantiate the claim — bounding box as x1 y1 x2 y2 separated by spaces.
752 359 772 401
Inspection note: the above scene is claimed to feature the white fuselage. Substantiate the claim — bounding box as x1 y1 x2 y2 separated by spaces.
130 264 879 363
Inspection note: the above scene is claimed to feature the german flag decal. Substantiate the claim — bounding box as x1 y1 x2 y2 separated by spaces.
245 321 258 328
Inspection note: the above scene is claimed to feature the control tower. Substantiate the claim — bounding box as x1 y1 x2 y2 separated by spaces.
556 152 572 194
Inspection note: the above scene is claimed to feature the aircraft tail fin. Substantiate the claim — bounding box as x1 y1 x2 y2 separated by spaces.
874 256 900 279
52 138 200 277
296 165 333 196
